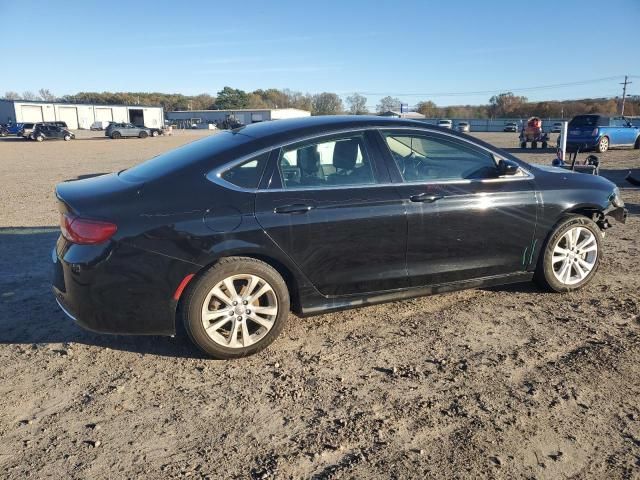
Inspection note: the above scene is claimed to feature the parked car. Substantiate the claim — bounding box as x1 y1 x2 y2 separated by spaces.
437 119 453 129
52 116 627 359
456 121 470 133
551 122 563 133
19 121 68 140
135 125 164 137
504 122 518 132
33 124 75 142
566 115 640 153
90 121 111 131
105 122 151 139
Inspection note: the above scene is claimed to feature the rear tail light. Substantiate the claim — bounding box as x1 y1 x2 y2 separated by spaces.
60 213 117 244
591 128 599 136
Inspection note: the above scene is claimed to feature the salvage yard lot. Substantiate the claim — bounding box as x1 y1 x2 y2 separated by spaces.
0 130 638 478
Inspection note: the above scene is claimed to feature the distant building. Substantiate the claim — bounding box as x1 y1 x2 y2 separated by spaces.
379 110 426 119
0 99 164 129
166 108 311 127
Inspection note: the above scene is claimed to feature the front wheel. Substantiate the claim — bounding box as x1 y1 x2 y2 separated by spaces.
542 141 548 149
139 131 148 138
634 136 639 149
111 131 121 139
63 134 71 141
535 215 602 292
181 257 290 359
35 135 44 142
596 136 609 153
151 130 159 137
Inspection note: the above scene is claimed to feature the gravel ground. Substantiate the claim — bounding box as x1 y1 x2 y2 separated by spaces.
0 130 638 479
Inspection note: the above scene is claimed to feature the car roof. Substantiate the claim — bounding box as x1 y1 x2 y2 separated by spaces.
231 115 453 142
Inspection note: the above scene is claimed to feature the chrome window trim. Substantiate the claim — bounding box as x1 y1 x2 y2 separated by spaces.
205 126 535 193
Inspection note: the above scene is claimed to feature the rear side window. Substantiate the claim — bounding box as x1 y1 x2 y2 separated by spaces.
569 115 606 127
382 132 498 182
220 152 270 189
279 134 375 189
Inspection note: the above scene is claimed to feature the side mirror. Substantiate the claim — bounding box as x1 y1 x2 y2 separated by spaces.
498 159 520 176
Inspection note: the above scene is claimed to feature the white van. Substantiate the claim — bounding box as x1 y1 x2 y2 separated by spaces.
90 121 111 131
437 119 453 129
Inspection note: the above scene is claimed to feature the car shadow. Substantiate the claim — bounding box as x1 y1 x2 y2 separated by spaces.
599 168 640 189
0 227 206 359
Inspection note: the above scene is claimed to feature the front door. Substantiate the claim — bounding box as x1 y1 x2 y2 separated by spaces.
378 129 538 286
255 131 408 296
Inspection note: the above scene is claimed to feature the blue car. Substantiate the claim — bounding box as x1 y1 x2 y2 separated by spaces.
566 114 640 153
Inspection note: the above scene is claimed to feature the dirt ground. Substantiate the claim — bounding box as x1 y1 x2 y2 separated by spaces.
0 129 638 479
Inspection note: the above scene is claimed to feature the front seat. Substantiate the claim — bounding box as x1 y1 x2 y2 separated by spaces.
327 139 372 184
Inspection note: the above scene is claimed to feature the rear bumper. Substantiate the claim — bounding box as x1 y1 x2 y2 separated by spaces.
51 237 197 336
567 138 599 151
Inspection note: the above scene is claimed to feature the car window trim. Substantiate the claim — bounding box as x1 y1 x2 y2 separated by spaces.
206 126 534 193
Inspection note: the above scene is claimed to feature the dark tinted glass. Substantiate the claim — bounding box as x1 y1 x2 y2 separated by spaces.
383 132 498 181
220 152 270 189
569 115 606 127
120 132 253 182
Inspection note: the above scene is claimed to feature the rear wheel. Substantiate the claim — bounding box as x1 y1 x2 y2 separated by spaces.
531 141 537 149
64 134 71 141
181 257 290 359
542 141 548 149
111 131 121 139
634 136 639 149
139 131 148 139
596 136 609 153
151 130 159 137
35 135 44 142
535 215 601 292
520 141 527 149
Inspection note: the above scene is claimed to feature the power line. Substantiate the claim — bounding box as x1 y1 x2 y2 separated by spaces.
348 76 632 98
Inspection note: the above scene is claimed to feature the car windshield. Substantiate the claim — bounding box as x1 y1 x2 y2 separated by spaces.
119 131 254 182
569 115 600 127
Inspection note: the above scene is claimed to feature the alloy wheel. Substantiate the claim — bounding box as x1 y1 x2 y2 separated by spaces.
551 226 598 285
201 274 278 348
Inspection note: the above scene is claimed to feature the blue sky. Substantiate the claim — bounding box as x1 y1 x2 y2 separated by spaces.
1 0 638 107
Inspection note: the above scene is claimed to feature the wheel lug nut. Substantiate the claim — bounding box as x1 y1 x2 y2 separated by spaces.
232 301 237 306
237 316 242 321
243 300 248 305
246 309 251 314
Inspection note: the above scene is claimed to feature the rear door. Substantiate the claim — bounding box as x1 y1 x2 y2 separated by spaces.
377 129 538 286
255 130 408 296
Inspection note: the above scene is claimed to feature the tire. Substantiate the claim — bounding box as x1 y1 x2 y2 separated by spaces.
596 136 609 153
534 215 602 292
531 141 537 149
181 257 290 359
520 141 526 149
542 141 548 149
35 135 44 142
111 131 121 139
64 134 71 141
634 136 640 149
139 131 148 139
151 130 159 137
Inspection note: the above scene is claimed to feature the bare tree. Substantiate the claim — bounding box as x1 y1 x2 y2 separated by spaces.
4 91 21 100
38 89 56 101
22 91 39 101
376 96 401 113
346 93 368 115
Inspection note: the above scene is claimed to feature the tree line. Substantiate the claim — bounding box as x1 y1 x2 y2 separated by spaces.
3 88 639 118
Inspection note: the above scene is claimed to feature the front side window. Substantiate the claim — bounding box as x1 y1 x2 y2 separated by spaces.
220 152 270 189
279 134 375 189
382 132 498 182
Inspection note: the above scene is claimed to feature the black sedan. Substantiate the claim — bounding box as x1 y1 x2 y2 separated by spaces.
52 116 627 359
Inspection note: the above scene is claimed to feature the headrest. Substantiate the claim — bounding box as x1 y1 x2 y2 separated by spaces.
333 139 359 170
298 146 320 174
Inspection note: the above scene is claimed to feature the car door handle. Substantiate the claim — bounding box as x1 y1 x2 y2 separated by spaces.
273 204 315 214
409 194 444 203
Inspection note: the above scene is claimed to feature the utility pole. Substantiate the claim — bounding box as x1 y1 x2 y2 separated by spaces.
620 75 631 116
